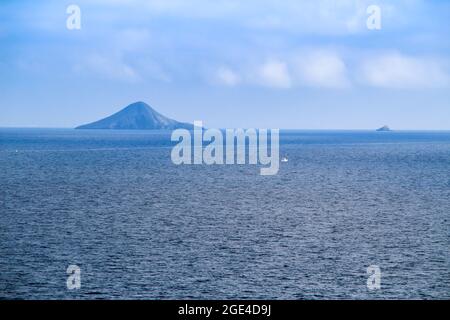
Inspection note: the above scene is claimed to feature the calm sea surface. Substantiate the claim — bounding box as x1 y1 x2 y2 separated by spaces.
0 128 449 299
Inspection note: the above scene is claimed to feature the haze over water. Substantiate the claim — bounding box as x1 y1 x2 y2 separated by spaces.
0 128 449 299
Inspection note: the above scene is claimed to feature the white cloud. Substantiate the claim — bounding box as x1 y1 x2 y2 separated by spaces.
257 60 292 88
114 29 151 53
216 67 240 86
212 51 450 90
359 52 450 88
76 54 140 82
214 50 349 89
292 51 350 88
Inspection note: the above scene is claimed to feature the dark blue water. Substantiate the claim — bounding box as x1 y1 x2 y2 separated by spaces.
0 128 449 299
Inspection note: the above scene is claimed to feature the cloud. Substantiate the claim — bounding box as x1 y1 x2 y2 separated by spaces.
256 60 292 88
76 53 140 82
211 50 450 91
292 50 350 88
246 0 369 34
5 0 447 92
114 28 152 53
215 67 240 86
358 52 450 88
289 50 449 89
213 50 349 89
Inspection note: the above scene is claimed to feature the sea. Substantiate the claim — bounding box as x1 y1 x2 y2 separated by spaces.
0 128 449 299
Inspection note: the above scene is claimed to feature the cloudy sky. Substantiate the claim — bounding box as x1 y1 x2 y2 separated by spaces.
1 0 449 129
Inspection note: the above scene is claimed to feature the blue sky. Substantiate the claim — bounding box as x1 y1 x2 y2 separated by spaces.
1 0 449 129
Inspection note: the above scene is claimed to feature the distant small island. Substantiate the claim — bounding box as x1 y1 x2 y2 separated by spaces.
76 101 193 130
376 125 392 132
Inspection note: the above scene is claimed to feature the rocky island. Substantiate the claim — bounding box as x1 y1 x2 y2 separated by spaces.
376 125 392 132
76 101 193 130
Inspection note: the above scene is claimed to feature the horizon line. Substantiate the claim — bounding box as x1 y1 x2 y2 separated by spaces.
1 126 450 132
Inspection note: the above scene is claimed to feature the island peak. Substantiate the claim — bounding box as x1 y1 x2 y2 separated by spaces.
376 125 392 132
76 101 192 130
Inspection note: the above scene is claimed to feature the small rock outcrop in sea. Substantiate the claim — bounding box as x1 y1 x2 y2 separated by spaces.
376 125 391 132
76 101 193 130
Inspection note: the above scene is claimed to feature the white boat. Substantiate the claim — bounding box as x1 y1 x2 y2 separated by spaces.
281 156 288 163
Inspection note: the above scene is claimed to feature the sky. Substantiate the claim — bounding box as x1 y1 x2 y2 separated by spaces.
0 0 449 129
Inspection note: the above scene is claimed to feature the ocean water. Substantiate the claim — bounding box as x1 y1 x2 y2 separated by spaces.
0 128 449 299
